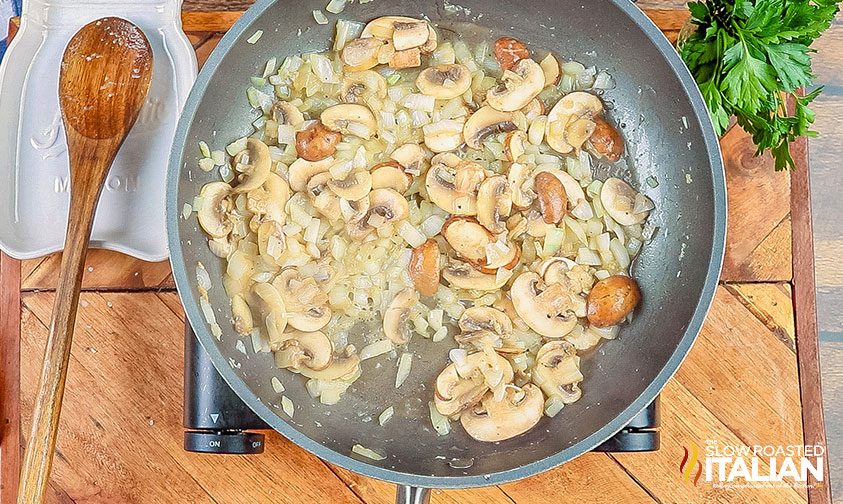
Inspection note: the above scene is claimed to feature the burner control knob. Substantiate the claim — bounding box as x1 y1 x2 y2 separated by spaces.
184 431 265 455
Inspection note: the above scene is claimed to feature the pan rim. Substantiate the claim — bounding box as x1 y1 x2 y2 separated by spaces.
167 0 727 488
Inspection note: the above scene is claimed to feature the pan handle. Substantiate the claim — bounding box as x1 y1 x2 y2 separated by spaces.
395 486 430 504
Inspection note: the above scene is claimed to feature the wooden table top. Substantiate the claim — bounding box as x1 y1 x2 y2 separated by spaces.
0 3 832 504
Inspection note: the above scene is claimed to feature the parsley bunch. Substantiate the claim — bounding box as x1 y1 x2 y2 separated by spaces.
680 0 838 170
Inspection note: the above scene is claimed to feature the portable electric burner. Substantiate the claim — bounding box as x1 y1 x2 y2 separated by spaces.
182 324 659 456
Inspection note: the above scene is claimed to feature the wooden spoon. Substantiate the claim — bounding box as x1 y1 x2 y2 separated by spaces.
18 17 152 504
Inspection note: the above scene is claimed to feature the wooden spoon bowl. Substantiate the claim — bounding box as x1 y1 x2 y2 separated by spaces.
18 17 152 504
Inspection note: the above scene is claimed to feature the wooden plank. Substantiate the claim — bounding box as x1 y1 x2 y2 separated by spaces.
726 283 796 348
0 253 21 504
719 123 793 282
184 0 253 12
500 454 657 504
808 95 843 242
677 287 804 463
613 379 807 504
20 250 173 291
330 464 517 504
183 11 244 32
790 133 831 504
21 291 365 504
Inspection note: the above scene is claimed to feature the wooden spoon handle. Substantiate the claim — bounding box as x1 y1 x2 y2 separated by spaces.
18 183 103 504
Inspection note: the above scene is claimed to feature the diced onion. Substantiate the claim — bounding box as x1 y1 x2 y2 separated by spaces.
271 376 285 393
247 30 263 44
395 353 413 388
378 406 395 426
577 247 602 266
398 221 427 248
360 339 395 361
312 10 328 24
429 401 451 436
352 444 386 461
281 395 294 417
545 395 566 417
325 0 346 14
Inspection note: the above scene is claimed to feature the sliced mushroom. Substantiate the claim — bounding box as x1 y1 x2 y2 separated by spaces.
361 16 425 39
340 70 388 103
383 288 419 344
341 37 386 72
539 53 560 87
299 353 361 381
247 173 290 224
442 259 508 291
371 161 412 193
392 20 430 50
545 91 603 154
231 294 253 335
493 36 530 72
425 159 485 215
309 180 342 221
421 24 438 54
532 341 583 403
502 130 527 162
274 330 333 371
586 275 641 327
533 166 585 208
486 59 545 112
588 115 625 162
272 270 332 331
389 47 422 69
459 306 513 336
423 118 465 153
339 194 370 222
197 182 233 238
600 177 651 225
476 175 512 234
507 162 536 208
434 352 514 416
522 98 545 121
346 188 409 239
296 121 342 161
390 143 426 174
534 171 567 224
442 216 494 264
461 384 543 442
252 282 288 343
272 101 305 127
463 106 517 150
511 271 578 337
476 240 520 274
409 238 441 296
288 306 332 332
327 170 372 201
321 104 378 140
288 157 334 192
416 64 472 100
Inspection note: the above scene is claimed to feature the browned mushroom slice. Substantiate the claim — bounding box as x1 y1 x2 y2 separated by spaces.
409 238 441 296
416 64 472 100
463 106 518 150
274 330 334 372
460 384 544 442
486 59 545 112
383 288 419 344
510 271 578 337
476 175 513 234
532 341 583 403
434 352 514 416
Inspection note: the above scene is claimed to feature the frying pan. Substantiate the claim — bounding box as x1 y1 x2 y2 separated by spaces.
167 0 727 500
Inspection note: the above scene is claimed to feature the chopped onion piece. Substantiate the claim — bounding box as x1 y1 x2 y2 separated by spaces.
280 395 294 417
378 406 395 426
432 326 448 342
247 30 263 44
352 444 386 461
181 203 193 220
398 221 427 248
312 10 328 24
226 137 248 156
325 0 346 14
429 401 451 436
545 395 566 417
395 353 413 388
271 376 285 394
360 339 395 361
577 247 602 266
